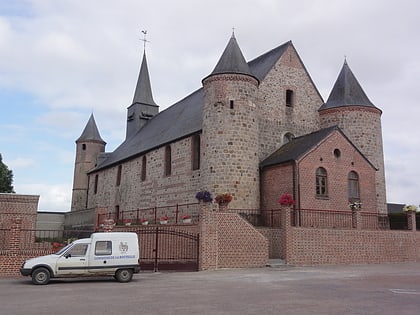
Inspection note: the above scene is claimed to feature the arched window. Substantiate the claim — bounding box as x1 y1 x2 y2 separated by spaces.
165 145 172 176
348 171 360 200
316 167 328 197
141 156 146 181
192 134 201 170
283 132 294 144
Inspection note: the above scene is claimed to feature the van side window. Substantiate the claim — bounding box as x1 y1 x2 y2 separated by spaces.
95 241 112 256
68 244 88 257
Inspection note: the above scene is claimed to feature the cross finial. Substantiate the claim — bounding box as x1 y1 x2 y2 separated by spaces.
140 30 150 51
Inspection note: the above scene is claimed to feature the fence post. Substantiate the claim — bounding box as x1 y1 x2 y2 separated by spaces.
199 202 218 270
352 209 362 229
9 217 22 255
407 211 416 232
280 206 293 263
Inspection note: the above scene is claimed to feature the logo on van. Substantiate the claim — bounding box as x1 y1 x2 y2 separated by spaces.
119 242 129 253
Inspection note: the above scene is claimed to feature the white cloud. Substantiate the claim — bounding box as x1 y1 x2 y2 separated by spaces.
15 183 71 212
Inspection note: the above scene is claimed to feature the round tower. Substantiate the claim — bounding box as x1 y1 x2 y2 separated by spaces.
319 61 387 214
201 34 260 209
71 114 106 211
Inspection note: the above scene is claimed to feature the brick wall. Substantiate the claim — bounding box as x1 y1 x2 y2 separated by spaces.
0 193 39 229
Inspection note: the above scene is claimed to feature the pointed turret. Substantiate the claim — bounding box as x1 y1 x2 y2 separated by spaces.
126 51 159 139
71 114 106 211
203 33 258 83
76 113 106 144
319 60 378 111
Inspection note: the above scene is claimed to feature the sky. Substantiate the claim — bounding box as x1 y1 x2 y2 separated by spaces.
0 0 419 212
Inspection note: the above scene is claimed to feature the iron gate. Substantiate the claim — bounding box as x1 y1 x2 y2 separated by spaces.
136 226 199 271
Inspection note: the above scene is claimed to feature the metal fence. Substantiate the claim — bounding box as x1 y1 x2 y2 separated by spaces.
98 202 201 227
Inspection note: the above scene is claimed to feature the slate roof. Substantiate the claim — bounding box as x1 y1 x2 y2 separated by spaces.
76 114 106 144
319 60 379 111
132 52 157 106
91 39 304 172
260 126 339 168
203 34 257 82
260 126 377 170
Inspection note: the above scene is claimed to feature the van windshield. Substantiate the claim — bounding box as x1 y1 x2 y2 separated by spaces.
54 243 73 255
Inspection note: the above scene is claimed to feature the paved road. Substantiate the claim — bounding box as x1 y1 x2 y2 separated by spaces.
2 263 420 315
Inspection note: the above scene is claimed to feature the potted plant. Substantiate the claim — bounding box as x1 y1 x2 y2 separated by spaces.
182 214 192 224
403 205 418 212
278 193 295 206
215 193 232 205
195 190 213 203
140 218 149 225
348 201 362 210
123 219 132 226
160 215 169 224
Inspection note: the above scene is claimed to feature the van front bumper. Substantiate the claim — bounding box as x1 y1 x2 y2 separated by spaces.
20 268 32 276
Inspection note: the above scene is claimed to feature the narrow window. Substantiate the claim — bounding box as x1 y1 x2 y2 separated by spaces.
116 165 122 186
82 144 86 150
316 167 328 197
95 241 112 256
348 171 360 201
192 134 201 170
230 100 234 109
141 156 146 181
286 89 294 107
165 145 172 176
94 174 98 194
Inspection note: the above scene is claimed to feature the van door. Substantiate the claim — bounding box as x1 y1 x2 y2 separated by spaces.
56 243 89 276
88 240 116 274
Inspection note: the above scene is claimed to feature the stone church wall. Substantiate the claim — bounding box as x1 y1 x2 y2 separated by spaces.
257 45 322 161
87 136 201 212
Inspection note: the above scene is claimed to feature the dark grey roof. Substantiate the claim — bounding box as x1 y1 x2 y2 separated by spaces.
203 34 257 82
76 114 106 144
92 40 295 172
132 52 157 106
387 203 404 214
260 127 339 168
319 60 378 111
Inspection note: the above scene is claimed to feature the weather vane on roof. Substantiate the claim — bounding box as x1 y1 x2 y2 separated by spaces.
140 30 150 51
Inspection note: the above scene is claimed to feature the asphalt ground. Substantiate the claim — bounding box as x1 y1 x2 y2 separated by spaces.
2 262 420 315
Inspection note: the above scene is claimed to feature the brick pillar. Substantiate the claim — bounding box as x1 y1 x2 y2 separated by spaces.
199 202 219 270
352 209 362 229
94 207 109 230
280 206 293 263
407 211 416 232
9 217 22 255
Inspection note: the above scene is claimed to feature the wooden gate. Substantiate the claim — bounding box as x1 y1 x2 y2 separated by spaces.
136 226 199 271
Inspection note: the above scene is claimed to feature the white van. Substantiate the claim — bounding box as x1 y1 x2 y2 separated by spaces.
20 232 140 285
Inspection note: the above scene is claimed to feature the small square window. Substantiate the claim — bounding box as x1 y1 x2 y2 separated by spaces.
95 241 112 256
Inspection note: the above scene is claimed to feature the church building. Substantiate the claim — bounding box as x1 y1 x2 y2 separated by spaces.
70 33 387 216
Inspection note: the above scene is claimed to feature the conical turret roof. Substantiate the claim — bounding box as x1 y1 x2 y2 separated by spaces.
132 52 157 106
319 60 378 111
76 113 106 144
203 34 258 82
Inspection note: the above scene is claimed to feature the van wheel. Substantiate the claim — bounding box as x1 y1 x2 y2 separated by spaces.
115 269 133 283
32 268 50 285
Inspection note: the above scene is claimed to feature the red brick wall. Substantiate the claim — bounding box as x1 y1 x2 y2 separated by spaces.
287 227 420 265
0 194 39 229
261 164 294 210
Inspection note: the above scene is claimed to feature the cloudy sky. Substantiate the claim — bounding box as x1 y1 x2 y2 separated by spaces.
0 0 419 211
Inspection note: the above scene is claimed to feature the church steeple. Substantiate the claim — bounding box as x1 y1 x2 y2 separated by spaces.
319 60 379 111
126 49 159 139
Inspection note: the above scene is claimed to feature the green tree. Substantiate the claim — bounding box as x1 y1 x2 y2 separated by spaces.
0 154 15 193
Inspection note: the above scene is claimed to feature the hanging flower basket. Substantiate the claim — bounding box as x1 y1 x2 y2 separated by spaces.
140 218 149 225
278 193 295 206
182 214 192 223
195 190 213 203
215 193 232 205
160 215 169 224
